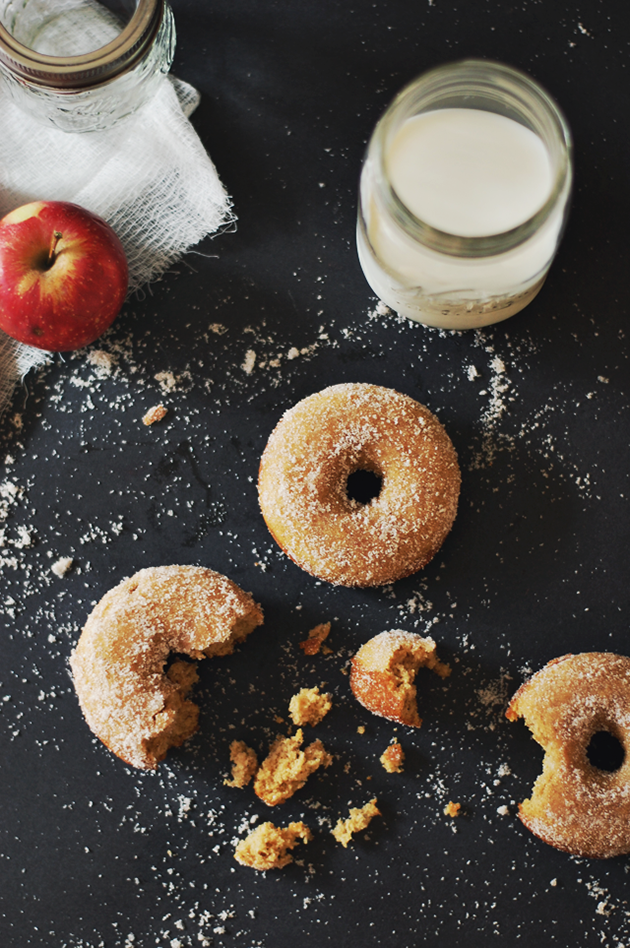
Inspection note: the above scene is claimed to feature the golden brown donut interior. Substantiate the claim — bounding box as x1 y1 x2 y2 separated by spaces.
144 659 200 767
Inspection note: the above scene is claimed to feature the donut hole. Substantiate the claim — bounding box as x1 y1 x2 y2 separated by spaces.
346 469 382 505
586 730 625 772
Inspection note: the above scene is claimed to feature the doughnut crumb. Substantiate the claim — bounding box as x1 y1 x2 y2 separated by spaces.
444 801 461 818
350 630 451 727
289 686 332 726
380 740 404 773
142 404 168 426
332 798 380 847
224 740 258 788
299 622 331 655
254 729 333 806
234 821 312 870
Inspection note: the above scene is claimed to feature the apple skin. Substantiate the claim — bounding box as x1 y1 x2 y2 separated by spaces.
0 200 128 351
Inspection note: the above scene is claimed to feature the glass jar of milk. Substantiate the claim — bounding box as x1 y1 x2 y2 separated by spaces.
357 60 572 330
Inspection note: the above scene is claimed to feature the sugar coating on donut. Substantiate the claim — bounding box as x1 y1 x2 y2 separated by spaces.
350 630 451 727
253 729 333 806
258 383 461 587
506 652 630 858
70 565 264 770
234 821 312 870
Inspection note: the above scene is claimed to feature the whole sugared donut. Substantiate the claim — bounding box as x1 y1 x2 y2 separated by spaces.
70 565 263 770
257 383 461 587
507 652 630 858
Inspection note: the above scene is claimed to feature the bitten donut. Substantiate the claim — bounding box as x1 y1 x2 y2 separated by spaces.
258 383 460 587
506 652 630 858
350 630 451 726
70 565 263 770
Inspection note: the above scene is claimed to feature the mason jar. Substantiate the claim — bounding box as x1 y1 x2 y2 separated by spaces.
357 60 573 330
0 0 175 132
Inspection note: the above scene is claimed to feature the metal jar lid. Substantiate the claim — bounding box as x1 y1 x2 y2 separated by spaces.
0 0 164 89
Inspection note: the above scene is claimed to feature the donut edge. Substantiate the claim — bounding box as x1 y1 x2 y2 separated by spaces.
70 565 264 770
257 382 461 587
506 652 630 859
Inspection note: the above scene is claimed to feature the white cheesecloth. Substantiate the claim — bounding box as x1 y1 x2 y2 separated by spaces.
0 73 235 417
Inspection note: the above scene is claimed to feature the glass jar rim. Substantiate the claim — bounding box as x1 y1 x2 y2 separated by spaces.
0 0 163 89
370 59 573 259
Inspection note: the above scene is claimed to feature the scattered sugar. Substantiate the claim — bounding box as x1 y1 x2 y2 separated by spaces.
86 349 117 377
51 556 73 578
154 369 191 392
242 349 256 374
0 286 625 947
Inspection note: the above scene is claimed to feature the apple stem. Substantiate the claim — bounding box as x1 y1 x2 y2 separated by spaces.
48 231 63 265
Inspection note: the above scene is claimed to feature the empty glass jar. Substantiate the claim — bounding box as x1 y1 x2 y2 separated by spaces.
0 0 175 132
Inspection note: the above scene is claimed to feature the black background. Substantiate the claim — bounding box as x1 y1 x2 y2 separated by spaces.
2 0 630 946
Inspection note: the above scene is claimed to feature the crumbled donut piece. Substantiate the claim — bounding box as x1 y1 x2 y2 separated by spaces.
70 565 263 770
444 801 461 817
350 630 450 727
142 404 167 426
507 652 630 858
234 821 312 870
299 622 331 655
258 383 461 587
224 740 258 788
289 686 332 727
254 729 333 806
380 740 404 773
332 798 380 847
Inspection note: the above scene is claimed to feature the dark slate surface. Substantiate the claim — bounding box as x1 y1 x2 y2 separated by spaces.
1 0 630 946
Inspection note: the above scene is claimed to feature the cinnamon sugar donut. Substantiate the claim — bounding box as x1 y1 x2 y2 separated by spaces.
350 630 451 726
70 565 263 770
258 383 460 587
506 652 630 858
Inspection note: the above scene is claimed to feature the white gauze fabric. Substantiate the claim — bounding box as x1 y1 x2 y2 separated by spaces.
0 74 235 416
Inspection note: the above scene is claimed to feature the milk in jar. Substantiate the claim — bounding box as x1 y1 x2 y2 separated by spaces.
357 60 573 330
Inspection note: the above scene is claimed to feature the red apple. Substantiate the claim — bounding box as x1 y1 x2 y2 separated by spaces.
0 200 128 351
